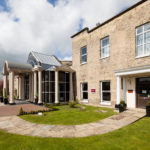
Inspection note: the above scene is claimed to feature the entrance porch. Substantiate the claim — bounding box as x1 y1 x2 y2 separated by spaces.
115 65 150 108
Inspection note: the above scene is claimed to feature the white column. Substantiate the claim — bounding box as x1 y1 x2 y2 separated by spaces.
69 72 73 101
116 76 121 105
9 71 15 104
31 73 34 102
38 71 42 104
55 71 59 103
3 75 7 97
21 76 25 99
123 77 126 103
34 71 37 100
29 74 32 100
18 77 22 99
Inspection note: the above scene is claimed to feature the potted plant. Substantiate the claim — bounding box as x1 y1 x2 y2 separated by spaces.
0 90 3 103
3 88 8 104
146 101 150 117
35 93 38 104
118 100 127 113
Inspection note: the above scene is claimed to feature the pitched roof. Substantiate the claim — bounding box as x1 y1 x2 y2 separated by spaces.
31 51 61 67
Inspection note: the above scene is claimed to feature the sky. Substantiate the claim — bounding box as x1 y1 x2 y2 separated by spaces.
0 0 141 75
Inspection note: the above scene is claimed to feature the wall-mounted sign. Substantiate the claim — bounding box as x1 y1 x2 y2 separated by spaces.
91 89 96 93
128 90 133 93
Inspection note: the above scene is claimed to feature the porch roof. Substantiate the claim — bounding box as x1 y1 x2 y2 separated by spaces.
7 61 33 71
115 65 150 76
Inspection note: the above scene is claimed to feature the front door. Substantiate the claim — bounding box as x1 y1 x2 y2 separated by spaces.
136 77 150 108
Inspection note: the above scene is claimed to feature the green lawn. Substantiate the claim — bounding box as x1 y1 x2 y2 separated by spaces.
0 117 150 150
20 105 116 125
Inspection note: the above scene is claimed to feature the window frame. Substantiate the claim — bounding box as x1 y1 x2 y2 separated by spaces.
100 81 111 105
81 82 88 102
136 22 150 58
100 36 110 59
80 46 87 65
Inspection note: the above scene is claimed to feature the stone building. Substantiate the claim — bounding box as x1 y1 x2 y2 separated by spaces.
71 0 150 108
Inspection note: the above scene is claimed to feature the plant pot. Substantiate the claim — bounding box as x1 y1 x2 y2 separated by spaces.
146 106 150 117
0 97 3 103
35 98 38 104
4 98 8 104
119 106 125 113
115 104 119 108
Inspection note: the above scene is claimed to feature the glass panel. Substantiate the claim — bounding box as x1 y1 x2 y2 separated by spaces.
66 83 70 92
42 71 45 81
59 93 65 102
102 92 110 101
50 71 55 81
144 23 150 31
50 82 55 92
101 48 105 58
45 82 49 92
139 77 150 82
66 93 69 102
59 83 65 92
136 45 143 56
59 72 66 82
83 92 88 99
82 55 87 63
102 37 109 47
144 31 150 43
45 71 49 81
81 46 87 55
102 82 110 91
144 43 150 55
137 26 143 34
136 34 143 45
66 73 70 82
50 93 55 103
45 93 49 103
82 83 88 91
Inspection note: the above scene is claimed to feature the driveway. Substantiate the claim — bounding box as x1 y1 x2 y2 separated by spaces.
0 104 47 117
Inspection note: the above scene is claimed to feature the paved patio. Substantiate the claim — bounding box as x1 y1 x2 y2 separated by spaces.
0 103 47 117
0 109 146 138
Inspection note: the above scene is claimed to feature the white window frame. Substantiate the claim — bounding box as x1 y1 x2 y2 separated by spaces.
80 46 87 65
100 81 111 105
100 36 110 59
136 22 150 58
81 82 88 103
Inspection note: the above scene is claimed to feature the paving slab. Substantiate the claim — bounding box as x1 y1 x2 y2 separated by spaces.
0 109 146 138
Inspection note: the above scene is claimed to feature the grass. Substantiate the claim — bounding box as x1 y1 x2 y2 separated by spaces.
20 104 116 125
0 117 150 150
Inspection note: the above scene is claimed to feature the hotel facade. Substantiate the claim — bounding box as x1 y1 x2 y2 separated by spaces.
2 0 150 108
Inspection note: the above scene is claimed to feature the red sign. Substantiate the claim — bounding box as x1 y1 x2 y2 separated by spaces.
91 89 96 93
128 90 133 93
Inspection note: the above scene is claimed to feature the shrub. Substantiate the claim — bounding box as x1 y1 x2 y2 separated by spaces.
69 101 76 108
120 100 126 107
19 107 24 116
75 98 79 104
147 101 150 107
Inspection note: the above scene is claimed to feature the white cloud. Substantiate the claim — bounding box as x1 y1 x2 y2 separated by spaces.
0 0 140 72
62 56 72 61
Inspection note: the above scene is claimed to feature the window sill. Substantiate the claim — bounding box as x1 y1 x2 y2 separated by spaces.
82 99 88 103
100 56 110 60
100 101 111 106
135 54 150 59
80 62 87 66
